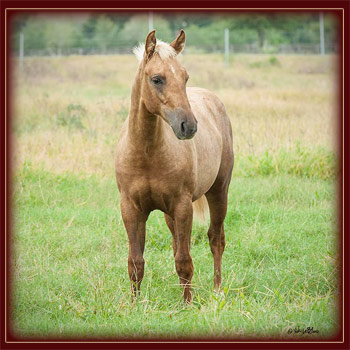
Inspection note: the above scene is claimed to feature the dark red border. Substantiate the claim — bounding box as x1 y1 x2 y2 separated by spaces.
1 1 348 349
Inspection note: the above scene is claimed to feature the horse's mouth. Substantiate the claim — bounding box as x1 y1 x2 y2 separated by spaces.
174 129 197 140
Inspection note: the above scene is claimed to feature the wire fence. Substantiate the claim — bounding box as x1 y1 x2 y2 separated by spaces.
12 11 340 60
18 42 339 58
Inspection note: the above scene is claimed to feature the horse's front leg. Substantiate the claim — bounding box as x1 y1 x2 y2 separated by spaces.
172 197 194 303
120 197 148 298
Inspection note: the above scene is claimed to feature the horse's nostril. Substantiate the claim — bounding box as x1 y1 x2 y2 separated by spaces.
181 121 186 134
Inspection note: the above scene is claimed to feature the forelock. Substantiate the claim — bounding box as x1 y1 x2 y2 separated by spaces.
133 39 177 62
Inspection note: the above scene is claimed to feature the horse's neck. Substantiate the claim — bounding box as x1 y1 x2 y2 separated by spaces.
128 71 165 152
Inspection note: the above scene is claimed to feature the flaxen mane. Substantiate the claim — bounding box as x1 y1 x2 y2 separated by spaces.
133 39 178 62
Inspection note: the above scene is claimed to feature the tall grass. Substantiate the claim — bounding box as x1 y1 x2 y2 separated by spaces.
11 54 338 178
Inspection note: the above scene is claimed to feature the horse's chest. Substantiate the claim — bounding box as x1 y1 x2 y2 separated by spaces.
125 176 177 213
116 141 195 213
118 168 191 214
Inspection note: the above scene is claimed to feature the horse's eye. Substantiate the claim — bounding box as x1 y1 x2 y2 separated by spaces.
151 77 163 85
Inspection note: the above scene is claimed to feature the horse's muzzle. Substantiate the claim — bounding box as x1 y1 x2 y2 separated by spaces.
179 120 197 140
162 107 198 140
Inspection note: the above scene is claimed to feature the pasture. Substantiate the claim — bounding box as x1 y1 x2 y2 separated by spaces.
10 53 339 339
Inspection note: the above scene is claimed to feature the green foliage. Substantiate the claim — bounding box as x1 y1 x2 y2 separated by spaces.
17 16 49 51
118 14 149 46
11 13 338 55
93 16 120 52
185 23 224 49
151 15 174 43
119 14 174 48
165 14 213 33
45 18 78 52
82 16 98 39
185 18 258 50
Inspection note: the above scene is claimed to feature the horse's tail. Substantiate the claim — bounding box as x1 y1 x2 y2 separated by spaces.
193 195 209 224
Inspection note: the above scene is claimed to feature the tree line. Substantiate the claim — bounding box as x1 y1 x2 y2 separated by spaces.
11 12 338 54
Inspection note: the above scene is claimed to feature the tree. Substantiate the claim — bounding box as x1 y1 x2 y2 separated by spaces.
92 16 119 51
119 14 173 49
227 14 273 48
18 15 48 52
45 16 79 53
119 14 149 48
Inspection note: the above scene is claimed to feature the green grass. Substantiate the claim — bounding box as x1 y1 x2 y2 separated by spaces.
11 165 339 339
235 143 337 180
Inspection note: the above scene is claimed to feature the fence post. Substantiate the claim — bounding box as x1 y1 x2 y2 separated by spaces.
19 32 24 70
225 28 229 67
149 11 153 32
319 12 325 55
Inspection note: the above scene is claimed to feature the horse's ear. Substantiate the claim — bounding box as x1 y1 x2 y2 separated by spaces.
170 29 186 55
145 30 156 60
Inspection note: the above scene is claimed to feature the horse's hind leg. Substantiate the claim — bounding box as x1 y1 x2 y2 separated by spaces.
205 185 229 290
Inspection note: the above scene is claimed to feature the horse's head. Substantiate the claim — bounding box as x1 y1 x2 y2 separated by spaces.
135 30 197 140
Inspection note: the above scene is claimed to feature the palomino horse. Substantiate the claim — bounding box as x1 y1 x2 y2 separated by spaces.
115 30 234 302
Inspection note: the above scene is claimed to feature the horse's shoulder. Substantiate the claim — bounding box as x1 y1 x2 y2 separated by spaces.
187 87 226 118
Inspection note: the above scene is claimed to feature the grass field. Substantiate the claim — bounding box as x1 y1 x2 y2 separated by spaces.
10 53 340 339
